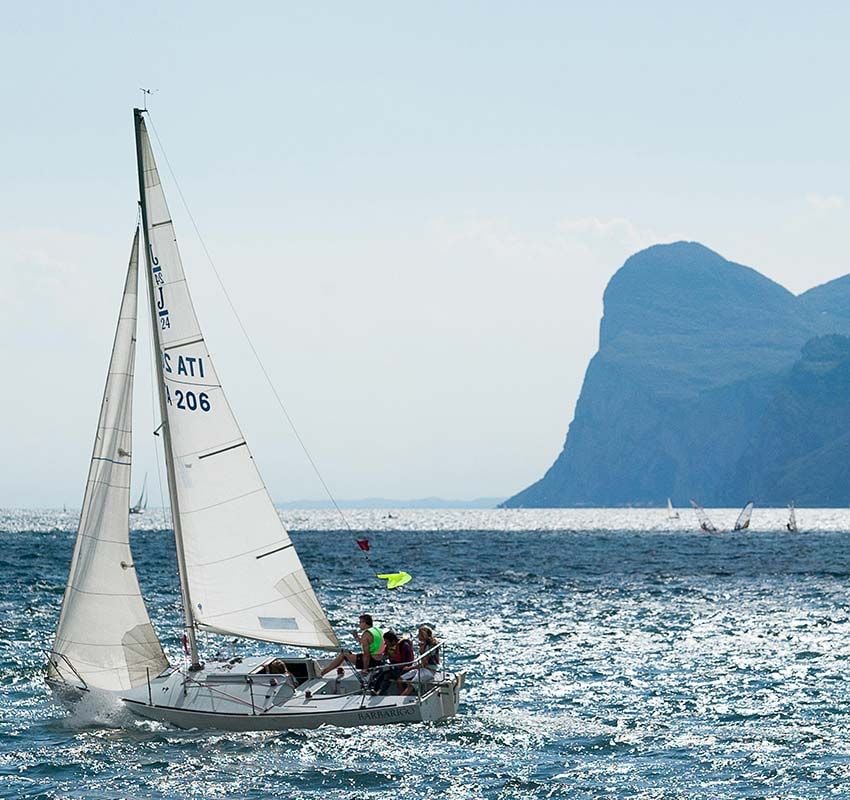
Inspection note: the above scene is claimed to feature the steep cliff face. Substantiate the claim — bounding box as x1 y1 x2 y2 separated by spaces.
728 336 850 506
504 242 850 507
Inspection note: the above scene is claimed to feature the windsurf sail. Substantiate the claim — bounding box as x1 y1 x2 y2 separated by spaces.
787 502 798 532
733 501 754 531
690 499 717 533
667 498 680 520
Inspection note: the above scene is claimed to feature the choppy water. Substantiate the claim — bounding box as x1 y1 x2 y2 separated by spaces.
3 508 850 799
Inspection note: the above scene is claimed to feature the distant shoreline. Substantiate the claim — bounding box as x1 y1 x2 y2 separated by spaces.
274 497 506 510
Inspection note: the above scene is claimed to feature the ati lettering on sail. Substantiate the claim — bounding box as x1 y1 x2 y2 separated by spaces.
162 353 212 413
163 353 206 378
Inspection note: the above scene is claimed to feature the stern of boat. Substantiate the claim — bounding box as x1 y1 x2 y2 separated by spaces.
419 670 466 722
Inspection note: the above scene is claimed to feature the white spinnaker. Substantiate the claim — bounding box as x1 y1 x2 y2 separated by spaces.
49 232 169 691
137 118 338 649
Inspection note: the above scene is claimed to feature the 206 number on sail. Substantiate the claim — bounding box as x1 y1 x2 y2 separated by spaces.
167 388 211 412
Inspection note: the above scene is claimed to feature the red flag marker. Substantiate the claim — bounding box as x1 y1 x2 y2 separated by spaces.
356 538 370 552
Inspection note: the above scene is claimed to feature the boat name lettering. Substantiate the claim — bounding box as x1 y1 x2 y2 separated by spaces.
356 706 417 722
163 354 205 379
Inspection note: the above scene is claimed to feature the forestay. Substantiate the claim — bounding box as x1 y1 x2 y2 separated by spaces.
137 118 338 649
49 233 169 691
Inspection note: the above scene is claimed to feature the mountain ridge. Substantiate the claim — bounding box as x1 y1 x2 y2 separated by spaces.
504 242 850 508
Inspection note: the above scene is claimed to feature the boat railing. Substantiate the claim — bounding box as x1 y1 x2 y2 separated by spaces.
364 639 447 700
42 649 89 692
146 640 451 715
368 639 445 673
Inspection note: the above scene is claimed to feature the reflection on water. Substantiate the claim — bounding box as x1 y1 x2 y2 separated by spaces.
2 509 850 798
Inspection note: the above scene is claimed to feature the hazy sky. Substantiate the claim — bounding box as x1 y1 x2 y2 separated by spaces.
4 2 850 506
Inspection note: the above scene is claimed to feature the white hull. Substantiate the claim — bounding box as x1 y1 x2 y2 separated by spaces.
123 684 461 730
52 656 465 731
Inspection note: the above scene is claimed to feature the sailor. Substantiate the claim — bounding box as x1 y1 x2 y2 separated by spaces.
399 625 440 695
370 630 415 695
320 613 384 676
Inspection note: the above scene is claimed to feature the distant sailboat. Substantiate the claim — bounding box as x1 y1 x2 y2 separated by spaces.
667 498 680 520
129 474 147 515
787 502 798 532
733 501 754 532
690 499 717 533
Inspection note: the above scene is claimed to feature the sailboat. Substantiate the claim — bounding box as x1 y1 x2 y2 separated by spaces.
689 499 717 533
45 108 464 730
787 502 798 532
666 498 680 520
129 473 147 515
733 501 754 532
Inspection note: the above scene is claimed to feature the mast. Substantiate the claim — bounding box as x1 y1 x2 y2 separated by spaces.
133 108 202 670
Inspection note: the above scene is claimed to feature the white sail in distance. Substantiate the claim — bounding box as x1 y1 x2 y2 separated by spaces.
48 232 169 691
733 501 754 531
689 499 717 533
667 498 679 520
130 473 147 514
136 116 338 649
787 503 798 532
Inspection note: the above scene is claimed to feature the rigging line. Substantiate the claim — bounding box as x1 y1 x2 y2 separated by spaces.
145 114 370 562
148 336 169 529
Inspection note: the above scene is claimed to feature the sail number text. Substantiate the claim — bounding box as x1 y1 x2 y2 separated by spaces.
166 387 211 412
163 354 211 412
163 353 206 378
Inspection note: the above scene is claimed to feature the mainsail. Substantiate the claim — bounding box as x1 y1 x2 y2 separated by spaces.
689 499 717 533
733 501 754 531
135 113 338 650
48 232 169 691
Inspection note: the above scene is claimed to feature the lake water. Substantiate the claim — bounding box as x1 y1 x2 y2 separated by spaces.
3 508 850 799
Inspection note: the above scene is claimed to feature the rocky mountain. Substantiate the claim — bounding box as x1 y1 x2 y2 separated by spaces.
504 242 850 507
727 335 850 506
